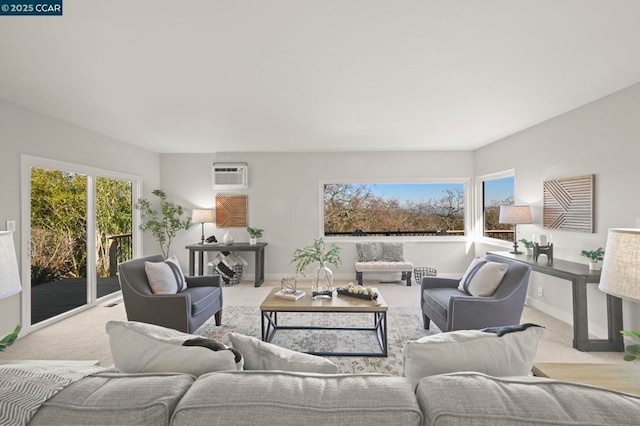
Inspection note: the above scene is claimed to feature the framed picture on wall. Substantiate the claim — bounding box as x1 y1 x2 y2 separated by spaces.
543 174 594 233
215 194 248 227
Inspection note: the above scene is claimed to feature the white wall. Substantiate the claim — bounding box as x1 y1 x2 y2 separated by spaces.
474 82 640 335
0 99 161 337
160 151 476 281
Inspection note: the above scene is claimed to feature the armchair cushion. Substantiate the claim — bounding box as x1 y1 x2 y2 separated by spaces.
106 321 242 376
458 257 508 296
402 324 544 388
144 255 186 294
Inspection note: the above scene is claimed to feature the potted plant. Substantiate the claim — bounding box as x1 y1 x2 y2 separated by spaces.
247 227 264 245
0 325 20 352
136 189 191 258
292 239 342 298
580 247 605 270
621 330 640 362
519 239 534 255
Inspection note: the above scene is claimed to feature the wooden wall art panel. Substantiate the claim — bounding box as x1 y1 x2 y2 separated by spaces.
543 174 594 233
215 194 247 227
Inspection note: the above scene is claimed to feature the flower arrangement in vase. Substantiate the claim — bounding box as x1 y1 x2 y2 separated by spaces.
292 238 341 298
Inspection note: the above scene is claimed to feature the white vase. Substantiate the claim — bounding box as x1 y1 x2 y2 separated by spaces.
311 262 334 298
249 236 257 245
589 261 601 271
222 230 234 244
524 247 533 256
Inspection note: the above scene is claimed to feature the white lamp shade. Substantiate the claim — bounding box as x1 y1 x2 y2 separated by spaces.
599 228 640 301
499 205 532 224
192 209 215 224
0 231 22 299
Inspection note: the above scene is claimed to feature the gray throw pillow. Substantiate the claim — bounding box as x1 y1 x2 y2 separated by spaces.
356 242 378 262
381 242 404 261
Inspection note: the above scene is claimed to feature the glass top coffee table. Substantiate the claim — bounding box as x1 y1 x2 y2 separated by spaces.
260 287 388 357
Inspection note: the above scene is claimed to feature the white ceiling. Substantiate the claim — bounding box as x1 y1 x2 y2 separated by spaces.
2 0 640 153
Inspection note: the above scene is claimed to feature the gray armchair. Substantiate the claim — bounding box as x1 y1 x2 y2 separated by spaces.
421 254 531 331
118 255 223 333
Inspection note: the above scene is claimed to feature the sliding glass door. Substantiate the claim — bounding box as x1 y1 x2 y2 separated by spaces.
30 168 89 324
22 155 140 332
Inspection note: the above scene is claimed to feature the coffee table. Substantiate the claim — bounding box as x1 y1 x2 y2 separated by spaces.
532 363 640 396
260 288 388 357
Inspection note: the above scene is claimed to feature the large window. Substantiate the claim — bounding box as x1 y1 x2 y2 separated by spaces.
323 182 466 237
481 173 515 241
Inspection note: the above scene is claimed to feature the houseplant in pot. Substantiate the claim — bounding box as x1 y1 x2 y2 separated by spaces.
247 227 264 245
136 189 191 258
519 239 534 255
580 247 604 270
292 238 341 298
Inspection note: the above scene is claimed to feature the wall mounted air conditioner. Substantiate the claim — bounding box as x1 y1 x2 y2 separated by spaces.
212 162 248 190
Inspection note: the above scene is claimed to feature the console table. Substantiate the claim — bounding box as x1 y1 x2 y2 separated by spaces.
186 242 267 287
488 251 623 352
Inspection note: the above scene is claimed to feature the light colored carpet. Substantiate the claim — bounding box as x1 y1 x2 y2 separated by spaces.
0 280 627 369
198 305 438 375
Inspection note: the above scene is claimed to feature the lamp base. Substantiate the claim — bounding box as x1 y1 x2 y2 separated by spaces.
510 250 523 254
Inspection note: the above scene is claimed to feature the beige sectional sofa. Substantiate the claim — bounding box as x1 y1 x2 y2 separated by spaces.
26 368 640 425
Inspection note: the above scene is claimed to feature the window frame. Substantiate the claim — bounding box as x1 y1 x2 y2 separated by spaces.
319 177 471 242
476 169 515 247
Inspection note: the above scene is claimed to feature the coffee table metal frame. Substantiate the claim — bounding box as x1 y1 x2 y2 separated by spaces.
260 289 388 357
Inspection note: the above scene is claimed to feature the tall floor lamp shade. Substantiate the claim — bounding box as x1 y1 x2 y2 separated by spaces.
192 209 215 244
0 231 22 351
598 228 640 302
0 231 21 299
499 205 532 254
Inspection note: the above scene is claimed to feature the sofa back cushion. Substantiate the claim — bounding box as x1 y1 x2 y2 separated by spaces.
172 370 422 426
416 372 640 425
29 372 194 426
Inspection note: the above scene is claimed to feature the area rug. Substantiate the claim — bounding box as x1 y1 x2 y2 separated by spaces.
196 305 440 375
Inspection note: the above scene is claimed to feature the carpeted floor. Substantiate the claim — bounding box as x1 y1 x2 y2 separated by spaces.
198 305 439 375
0 280 627 370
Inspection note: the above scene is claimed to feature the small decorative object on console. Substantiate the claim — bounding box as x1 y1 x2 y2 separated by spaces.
274 290 306 301
533 243 553 263
222 230 234 244
280 276 297 294
336 283 379 301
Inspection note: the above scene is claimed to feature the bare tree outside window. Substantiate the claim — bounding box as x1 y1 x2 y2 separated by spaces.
323 183 465 237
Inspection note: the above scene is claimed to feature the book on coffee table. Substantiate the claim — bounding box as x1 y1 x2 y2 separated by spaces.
274 290 306 301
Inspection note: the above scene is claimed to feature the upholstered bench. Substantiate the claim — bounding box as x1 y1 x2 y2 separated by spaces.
355 260 414 286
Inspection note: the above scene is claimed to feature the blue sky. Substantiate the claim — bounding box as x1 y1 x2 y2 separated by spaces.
365 183 464 203
483 176 515 204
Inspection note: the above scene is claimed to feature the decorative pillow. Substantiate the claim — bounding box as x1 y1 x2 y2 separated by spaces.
106 321 243 376
228 332 339 374
356 242 378 262
381 242 404 261
145 255 186 294
402 324 544 389
458 257 508 296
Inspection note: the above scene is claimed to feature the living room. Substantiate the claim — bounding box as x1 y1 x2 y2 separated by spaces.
1 2 640 417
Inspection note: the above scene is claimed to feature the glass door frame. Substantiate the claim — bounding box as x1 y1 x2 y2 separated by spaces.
20 154 142 335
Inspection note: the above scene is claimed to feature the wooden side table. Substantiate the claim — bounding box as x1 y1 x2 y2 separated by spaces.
532 363 640 396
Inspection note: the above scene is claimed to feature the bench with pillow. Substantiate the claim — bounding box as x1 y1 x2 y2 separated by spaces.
354 242 414 286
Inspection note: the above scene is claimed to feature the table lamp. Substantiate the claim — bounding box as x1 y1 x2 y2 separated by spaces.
499 205 532 254
192 209 215 244
0 231 22 351
599 228 640 301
